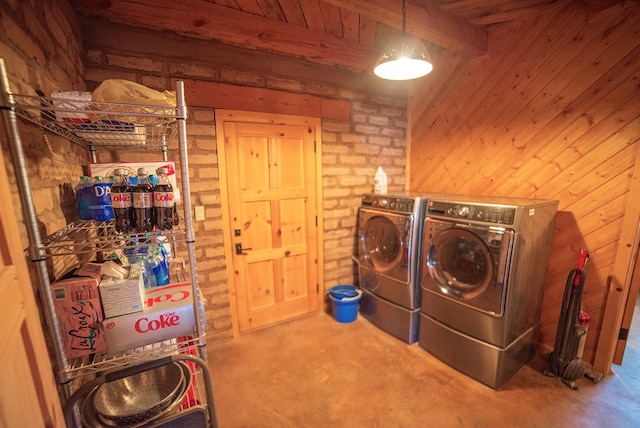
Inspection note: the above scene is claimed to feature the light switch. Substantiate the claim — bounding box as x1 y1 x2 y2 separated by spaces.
195 205 205 221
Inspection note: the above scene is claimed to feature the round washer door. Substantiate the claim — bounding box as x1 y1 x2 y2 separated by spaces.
427 226 495 300
361 215 403 273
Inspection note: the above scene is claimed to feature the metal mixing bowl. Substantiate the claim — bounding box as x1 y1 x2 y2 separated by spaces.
92 361 184 423
83 361 193 427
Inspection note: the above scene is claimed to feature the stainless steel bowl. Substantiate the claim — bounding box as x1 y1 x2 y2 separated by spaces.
94 376 185 427
92 361 184 424
82 361 193 427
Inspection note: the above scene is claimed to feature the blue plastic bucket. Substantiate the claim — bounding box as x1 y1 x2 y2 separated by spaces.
329 284 359 299
329 287 362 323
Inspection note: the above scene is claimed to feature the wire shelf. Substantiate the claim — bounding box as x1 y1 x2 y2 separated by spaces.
34 220 188 259
63 329 207 379
8 93 179 150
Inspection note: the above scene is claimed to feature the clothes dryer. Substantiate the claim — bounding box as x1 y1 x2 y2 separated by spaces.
418 195 558 388
355 193 428 343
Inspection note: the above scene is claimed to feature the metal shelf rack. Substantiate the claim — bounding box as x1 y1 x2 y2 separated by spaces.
0 58 213 426
8 92 178 153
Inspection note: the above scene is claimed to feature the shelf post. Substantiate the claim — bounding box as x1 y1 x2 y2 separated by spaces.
0 58 73 389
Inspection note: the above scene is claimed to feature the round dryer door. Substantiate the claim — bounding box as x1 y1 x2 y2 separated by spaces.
427 227 495 300
361 216 402 272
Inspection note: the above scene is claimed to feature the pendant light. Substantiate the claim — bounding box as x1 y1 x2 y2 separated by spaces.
374 0 433 80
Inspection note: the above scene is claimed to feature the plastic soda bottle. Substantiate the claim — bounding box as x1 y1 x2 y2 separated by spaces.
137 254 157 288
152 248 170 286
92 176 114 222
153 167 175 230
75 175 94 221
170 257 188 283
132 168 155 233
111 168 134 233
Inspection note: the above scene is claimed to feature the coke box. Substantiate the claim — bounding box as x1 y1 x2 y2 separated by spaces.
103 282 202 354
52 268 107 358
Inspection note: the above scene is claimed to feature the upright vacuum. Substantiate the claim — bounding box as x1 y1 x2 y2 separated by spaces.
545 248 602 389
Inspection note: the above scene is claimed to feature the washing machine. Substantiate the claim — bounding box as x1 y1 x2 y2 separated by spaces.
418 195 558 388
355 193 428 343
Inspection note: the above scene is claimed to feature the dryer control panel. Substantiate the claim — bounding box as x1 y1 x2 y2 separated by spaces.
427 201 516 225
362 194 415 213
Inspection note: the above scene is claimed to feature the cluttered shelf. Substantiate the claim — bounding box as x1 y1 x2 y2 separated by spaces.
35 220 188 259
63 321 207 379
8 93 179 150
63 353 217 428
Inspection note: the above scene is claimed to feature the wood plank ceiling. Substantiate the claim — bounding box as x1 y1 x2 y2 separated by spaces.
70 0 576 74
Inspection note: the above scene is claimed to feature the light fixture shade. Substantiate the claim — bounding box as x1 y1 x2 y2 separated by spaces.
374 35 433 80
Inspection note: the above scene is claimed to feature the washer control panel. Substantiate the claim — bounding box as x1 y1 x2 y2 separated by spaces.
428 201 516 225
362 194 415 213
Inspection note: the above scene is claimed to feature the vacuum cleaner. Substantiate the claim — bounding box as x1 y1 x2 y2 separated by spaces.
545 248 602 389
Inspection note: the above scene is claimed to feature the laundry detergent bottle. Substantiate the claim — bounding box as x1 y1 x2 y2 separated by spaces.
374 166 388 194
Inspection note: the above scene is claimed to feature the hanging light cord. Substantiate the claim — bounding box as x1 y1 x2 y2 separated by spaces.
402 0 407 37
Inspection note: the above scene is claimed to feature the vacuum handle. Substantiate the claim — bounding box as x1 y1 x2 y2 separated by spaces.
572 248 589 286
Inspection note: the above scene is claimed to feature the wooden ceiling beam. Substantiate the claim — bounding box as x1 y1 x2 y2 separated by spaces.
70 0 379 72
80 18 411 97
323 0 488 56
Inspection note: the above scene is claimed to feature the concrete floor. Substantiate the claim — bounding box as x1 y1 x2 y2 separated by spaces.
207 312 640 428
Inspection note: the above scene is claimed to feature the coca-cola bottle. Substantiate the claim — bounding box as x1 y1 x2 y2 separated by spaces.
110 168 133 233
132 167 154 233
173 190 180 227
153 167 175 230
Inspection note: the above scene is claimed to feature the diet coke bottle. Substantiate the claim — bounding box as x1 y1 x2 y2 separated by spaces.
132 167 155 233
110 168 133 233
153 167 174 230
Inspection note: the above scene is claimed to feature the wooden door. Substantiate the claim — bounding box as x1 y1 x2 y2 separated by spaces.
594 148 640 374
614 243 640 364
217 111 322 334
0 148 63 427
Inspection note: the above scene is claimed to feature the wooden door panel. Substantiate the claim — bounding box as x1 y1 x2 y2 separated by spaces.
272 138 305 189
0 268 22 334
0 143 62 426
0 267 46 428
280 199 306 246
243 201 273 250
222 118 319 332
238 136 269 190
282 254 309 300
246 260 276 309
614 243 640 364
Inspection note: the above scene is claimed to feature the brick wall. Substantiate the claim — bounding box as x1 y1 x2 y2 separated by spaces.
0 0 87 276
1 1 409 343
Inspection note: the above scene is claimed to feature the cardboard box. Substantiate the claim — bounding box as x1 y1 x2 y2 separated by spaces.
76 262 103 279
99 263 145 319
103 282 203 354
52 269 107 358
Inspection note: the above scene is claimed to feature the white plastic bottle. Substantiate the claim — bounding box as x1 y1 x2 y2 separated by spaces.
374 166 388 194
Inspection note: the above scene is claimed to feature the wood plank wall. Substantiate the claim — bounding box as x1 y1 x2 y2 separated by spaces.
408 0 640 365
